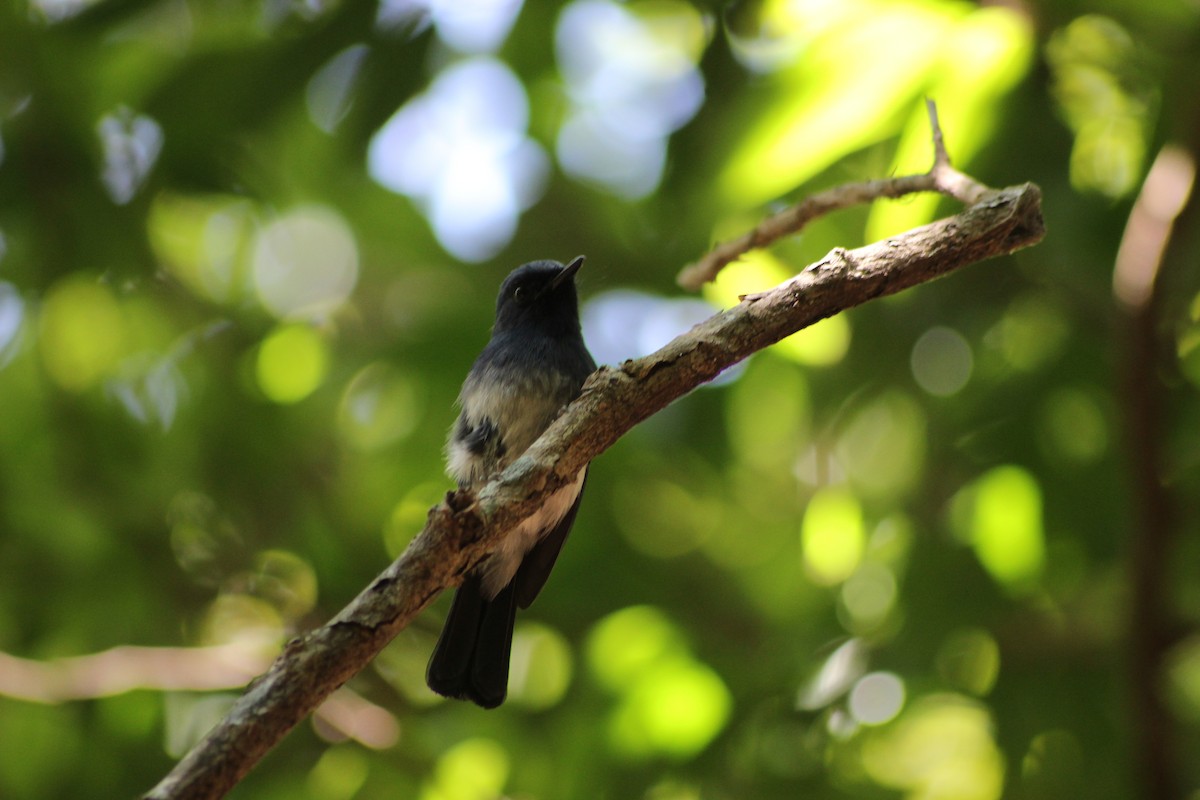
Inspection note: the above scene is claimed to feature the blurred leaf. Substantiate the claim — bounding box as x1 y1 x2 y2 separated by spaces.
718 0 961 207
959 466 1046 592
861 694 1005 800
801 488 866 586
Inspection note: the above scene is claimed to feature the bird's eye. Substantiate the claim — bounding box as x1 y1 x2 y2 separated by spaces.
513 285 530 305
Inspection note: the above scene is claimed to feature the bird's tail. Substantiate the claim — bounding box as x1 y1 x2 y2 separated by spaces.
426 573 517 709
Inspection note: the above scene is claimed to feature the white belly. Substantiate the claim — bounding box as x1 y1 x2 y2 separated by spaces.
480 467 586 599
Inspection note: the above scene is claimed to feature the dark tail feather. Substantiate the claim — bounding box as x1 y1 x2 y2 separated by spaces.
426 574 517 709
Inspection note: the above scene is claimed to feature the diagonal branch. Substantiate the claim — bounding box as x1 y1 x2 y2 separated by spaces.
676 99 991 291
144 178 1044 800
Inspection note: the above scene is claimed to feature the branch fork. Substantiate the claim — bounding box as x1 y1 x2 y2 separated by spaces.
677 99 993 291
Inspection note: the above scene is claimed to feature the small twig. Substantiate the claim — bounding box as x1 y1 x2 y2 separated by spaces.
925 99 991 205
676 99 992 290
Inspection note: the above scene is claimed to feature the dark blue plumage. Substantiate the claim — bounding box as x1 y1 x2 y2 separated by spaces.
426 257 595 708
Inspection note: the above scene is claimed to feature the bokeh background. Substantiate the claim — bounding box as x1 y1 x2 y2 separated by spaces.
2 0 1199 798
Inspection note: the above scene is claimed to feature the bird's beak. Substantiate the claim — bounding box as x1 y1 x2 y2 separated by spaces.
550 255 585 290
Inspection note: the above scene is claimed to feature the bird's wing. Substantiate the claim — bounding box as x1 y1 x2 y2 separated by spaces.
447 413 506 487
513 472 588 609
462 416 502 457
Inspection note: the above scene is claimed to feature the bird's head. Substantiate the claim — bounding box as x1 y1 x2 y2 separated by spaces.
493 256 586 337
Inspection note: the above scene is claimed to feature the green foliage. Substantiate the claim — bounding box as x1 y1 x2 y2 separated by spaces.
2 0 1200 798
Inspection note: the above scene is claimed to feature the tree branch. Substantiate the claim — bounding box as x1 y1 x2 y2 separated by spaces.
1114 143 1196 800
676 99 991 291
144 159 1044 800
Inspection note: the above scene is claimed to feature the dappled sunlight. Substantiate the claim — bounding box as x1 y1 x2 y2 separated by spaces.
700 229 788 307
581 289 719 368
253 321 328 402
587 606 688 692
839 561 898 633
422 738 510 800
982 294 1070 374
703 252 851 366
252 206 359 319
722 0 1033 237
953 466 1045 592
255 323 330 404
199 594 285 651
866 7 1033 239
801 488 865 586
308 747 369 800
719 0 954 207
586 606 732 759
607 655 731 759
383 482 446 557
37 277 126 392
779 314 851 367
0 0 1178 796
861 693 1005 800
368 58 547 261
1047 15 1156 198
936 628 1000 697
379 0 525 53
210 567 310 637
834 390 926 502
555 0 707 198
910 326 973 397
849 671 905 726
168 490 319 642
507 622 573 709
723 0 847 73
28 0 99 22
337 362 424 452
148 193 257 306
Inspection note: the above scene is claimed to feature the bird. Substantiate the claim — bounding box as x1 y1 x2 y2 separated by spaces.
426 256 596 708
